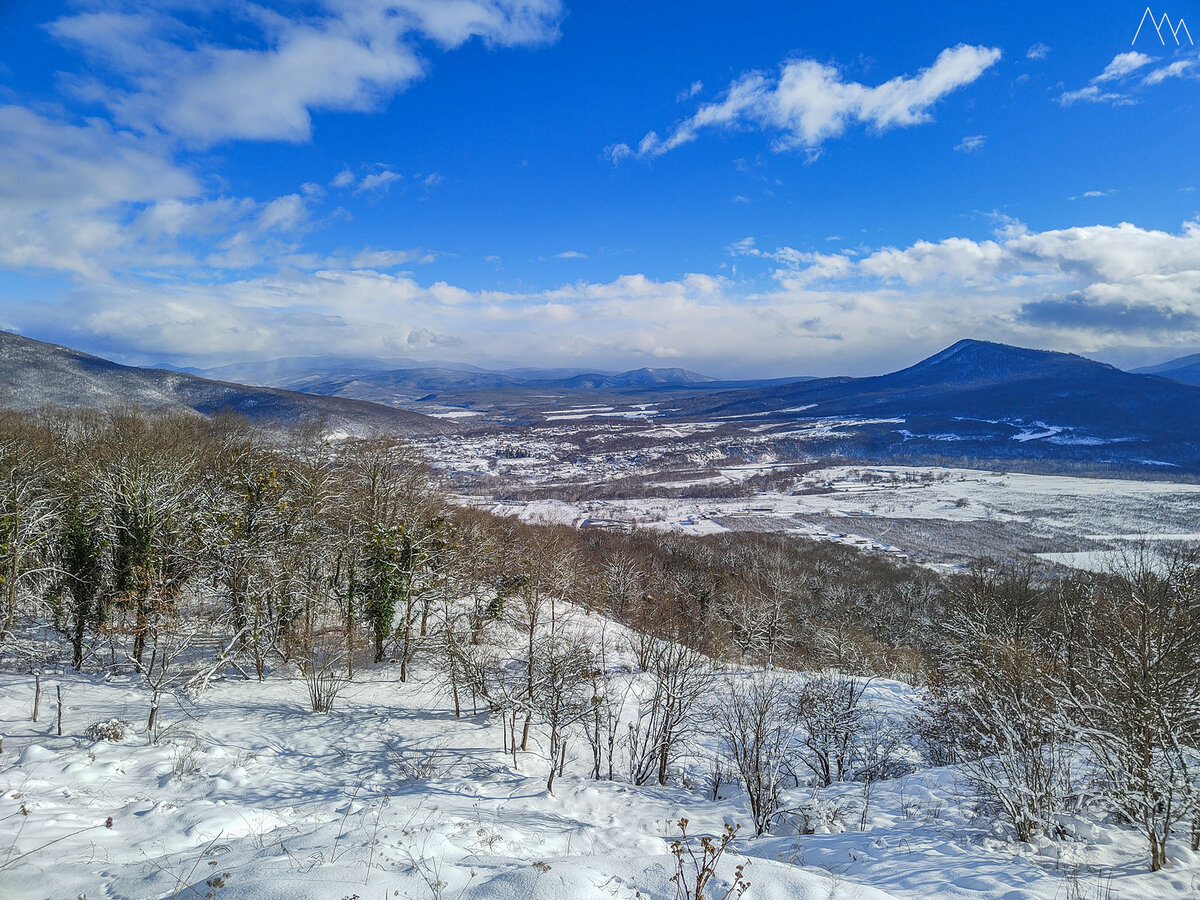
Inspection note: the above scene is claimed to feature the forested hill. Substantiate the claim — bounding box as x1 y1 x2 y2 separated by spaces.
0 330 447 435
670 339 1200 472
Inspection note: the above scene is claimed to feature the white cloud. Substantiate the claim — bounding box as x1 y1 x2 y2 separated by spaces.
14 218 1200 377
1056 85 1129 106
347 248 437 268
1094 51 1154 82
553 250 588 259
355 170 403 194
676 80 703 102
1056 49 1197 105
954 134 986 152
0 106 201 278
1142 57 1198 85
625 44 1001 159
49 1 563 146
1027 43 1050 60
603 142 633 164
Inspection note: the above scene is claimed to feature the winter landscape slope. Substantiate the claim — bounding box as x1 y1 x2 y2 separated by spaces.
2 634 1196 900
0 330 447 435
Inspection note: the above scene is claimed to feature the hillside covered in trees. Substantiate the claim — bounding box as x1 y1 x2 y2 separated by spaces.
1 409 1199 899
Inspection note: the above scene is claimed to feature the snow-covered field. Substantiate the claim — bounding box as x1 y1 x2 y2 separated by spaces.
4 643 1199 900
456 464 1200 569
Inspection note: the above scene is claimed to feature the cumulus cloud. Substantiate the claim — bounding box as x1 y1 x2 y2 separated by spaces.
0 106 201 278
49 0 563 145
623 44 1001 159
10 217 1200 376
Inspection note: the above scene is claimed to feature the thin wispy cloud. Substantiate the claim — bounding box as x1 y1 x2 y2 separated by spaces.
355 170 403 195
1058 49 1199 105
1143 57 1199 85
615 44 1001 160
954 134 987 153
1096 52 1155 82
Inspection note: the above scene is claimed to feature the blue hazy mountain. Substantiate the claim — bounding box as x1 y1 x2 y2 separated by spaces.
1131 352 1200 387
675 339 1200 471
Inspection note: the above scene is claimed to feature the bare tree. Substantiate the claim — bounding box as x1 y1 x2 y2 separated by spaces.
94 412 202 671
528 631 596 794
935 563 1074 842
1065 550 1200 870
790 671 871 787
710 672 796 835
626 626 713 786
0 439 60 655
583 622 632 781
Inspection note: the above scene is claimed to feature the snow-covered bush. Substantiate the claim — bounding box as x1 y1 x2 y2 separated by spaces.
84 718 131 742
788 793 855 835
789 671 871 787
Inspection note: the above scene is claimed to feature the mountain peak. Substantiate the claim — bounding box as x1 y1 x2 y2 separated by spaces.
898 339 1108 384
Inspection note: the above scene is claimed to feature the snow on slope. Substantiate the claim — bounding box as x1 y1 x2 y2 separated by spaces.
4 627 1199 900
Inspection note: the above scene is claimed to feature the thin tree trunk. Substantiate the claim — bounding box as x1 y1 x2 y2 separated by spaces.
147 687 160 738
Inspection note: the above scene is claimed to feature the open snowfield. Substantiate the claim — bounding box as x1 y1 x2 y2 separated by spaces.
3 639 1199 900
456 464 1200 569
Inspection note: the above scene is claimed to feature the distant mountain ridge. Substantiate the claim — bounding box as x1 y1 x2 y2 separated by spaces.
0 331 446 435
675 339 1200 471
1132 352 1200 387
262 363 732 409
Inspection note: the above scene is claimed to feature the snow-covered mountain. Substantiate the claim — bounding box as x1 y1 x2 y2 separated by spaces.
672 339 1200 471
0 330 447 435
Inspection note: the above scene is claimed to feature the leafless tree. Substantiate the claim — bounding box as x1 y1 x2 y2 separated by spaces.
789 671 872 787
710 672 797 835
1064 549 1200 870
626 624 713 786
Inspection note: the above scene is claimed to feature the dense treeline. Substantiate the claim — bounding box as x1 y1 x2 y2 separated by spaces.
2 408 1198 870
0 407 941 681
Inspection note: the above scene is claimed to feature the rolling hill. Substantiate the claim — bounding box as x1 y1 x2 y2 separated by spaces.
0 330 447 435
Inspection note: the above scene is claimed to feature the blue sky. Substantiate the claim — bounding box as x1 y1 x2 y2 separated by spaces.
0 1 1198 377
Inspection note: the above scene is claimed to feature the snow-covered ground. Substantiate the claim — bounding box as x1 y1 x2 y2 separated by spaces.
3 646 1198 900
454 464 1200 569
